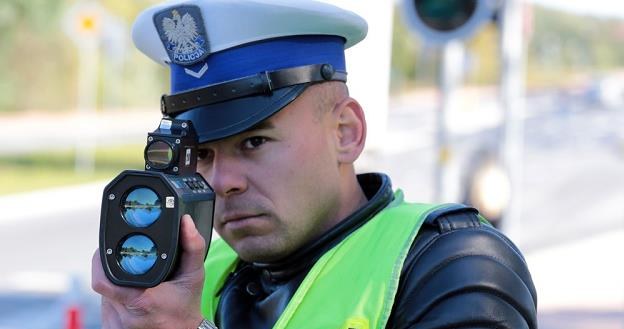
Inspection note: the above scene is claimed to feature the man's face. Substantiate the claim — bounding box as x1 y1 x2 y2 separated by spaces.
196 85 343 262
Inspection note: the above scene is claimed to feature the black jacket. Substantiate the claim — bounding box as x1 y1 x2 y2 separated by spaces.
214 173 537 329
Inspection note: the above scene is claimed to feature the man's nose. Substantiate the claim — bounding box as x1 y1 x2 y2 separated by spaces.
204 154 247 198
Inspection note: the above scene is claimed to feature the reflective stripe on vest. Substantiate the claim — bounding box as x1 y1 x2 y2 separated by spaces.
201 190 446 329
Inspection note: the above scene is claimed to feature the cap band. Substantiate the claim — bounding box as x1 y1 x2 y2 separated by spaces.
161 63 346 116
170 35 346 93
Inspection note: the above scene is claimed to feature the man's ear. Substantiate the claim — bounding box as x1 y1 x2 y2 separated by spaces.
333 97 367 164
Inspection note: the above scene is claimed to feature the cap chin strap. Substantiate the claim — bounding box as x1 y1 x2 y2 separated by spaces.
161 63 347 116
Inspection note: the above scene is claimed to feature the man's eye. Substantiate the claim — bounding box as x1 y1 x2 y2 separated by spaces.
242 136 267 150
197 149 212 161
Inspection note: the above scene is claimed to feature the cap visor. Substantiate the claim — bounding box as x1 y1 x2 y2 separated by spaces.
175 84 307 143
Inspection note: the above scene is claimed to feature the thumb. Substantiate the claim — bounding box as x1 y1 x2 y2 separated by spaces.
177 214 207 276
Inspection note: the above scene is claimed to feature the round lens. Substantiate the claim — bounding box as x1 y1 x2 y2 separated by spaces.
117 235 158 275
415 0 477 31
122 187 162 228
146 141 173 168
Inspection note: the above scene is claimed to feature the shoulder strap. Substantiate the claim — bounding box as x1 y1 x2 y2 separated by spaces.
423 203 483 233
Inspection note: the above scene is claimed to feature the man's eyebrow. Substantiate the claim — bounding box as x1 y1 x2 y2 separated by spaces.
198 120 276 149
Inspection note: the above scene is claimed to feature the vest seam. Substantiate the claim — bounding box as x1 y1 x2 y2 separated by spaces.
378 204 429 328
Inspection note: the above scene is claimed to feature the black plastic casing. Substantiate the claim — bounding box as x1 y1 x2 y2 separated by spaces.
144 119 199 176
99 170 214 287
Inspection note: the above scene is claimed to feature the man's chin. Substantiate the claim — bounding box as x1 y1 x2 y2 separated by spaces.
230 238 286 263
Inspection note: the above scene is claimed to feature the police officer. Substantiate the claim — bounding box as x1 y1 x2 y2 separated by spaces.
91 1 537 328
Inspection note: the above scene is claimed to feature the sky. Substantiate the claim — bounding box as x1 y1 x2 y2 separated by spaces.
529 0 624 19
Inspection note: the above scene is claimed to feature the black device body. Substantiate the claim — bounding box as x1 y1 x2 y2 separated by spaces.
99 119 215 288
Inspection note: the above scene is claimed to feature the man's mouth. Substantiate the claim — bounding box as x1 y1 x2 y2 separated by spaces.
221 213 265 226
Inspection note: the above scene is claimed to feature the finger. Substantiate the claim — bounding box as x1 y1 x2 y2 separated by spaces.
91 249 144 304
101 297 124 329
91 249 108 293
177 214 207 275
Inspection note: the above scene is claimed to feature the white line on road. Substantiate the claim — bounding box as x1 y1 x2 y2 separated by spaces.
0 181 106 225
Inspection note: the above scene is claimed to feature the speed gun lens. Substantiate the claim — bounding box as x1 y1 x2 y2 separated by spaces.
146 141 174 169
122 187 162 228
117 234 158 275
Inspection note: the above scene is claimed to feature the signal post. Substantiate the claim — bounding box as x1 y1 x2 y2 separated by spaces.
400 0 525 231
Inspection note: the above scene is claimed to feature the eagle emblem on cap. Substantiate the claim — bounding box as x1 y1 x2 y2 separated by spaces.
154 5 209 65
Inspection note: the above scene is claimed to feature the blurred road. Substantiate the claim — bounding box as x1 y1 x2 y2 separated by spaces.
0 184 103 328
1 89 623 327
0 110 162 155
378 89 624 251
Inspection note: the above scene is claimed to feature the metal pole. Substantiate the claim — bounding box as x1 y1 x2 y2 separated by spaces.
75 41 98 173
435 40 464 202
63 2 107 174
499 0 526 237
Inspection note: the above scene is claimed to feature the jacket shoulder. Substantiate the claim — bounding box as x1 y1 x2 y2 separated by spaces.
387 205 538 329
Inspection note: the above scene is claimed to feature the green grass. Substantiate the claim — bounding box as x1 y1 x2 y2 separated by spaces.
0 145 146 195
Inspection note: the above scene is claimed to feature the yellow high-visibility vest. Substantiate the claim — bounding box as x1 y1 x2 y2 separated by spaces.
201 191 445 329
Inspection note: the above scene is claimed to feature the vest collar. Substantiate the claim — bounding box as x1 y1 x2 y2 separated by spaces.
253 173 394 282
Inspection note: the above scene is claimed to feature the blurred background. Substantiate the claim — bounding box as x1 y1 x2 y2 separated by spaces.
0 0 622 328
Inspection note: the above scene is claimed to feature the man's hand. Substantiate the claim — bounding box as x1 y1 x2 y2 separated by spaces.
92 215 207 329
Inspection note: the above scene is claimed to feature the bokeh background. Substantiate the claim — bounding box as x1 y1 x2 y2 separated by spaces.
0 0 622 328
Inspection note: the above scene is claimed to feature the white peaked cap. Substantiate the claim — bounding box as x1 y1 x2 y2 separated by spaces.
132 0 368 66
